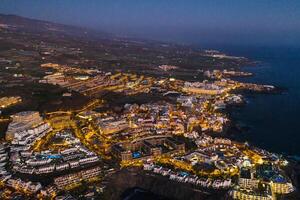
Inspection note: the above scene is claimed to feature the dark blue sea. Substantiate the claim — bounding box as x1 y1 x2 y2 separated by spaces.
222 46 300 156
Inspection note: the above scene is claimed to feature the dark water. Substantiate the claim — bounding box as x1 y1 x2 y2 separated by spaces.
222 46 300 156
121 187 171 200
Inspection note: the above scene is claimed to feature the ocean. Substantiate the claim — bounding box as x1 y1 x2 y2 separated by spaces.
222 46 300 156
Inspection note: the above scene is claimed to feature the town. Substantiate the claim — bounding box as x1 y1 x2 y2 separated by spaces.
0 61 295 199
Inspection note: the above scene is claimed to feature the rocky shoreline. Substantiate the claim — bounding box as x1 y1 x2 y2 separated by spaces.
102 167 226 200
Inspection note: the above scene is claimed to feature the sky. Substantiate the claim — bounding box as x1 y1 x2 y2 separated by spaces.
1 0 300 47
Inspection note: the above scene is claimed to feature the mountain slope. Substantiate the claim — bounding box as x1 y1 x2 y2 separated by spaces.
0 14 111 40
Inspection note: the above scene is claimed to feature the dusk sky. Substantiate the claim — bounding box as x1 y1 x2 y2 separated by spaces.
1 0 300 47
